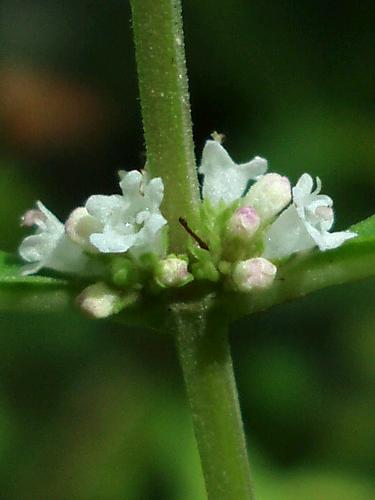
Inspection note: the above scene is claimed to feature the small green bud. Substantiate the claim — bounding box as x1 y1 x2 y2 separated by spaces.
192 260 220 282
111 257 139 287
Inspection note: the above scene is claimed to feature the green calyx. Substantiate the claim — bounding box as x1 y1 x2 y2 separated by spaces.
184 199 269 284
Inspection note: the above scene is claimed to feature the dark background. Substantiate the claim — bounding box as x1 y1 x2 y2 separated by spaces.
0 1 375 498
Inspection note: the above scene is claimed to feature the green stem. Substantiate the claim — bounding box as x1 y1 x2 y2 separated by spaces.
173 302 255 499
130 0 200 252
130 3 254 496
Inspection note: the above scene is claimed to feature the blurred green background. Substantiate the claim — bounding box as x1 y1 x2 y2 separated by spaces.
0 1 375 498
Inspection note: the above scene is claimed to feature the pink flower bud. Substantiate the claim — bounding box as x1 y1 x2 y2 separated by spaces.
77 282 122 319
232 257 277 292
227 206 260 240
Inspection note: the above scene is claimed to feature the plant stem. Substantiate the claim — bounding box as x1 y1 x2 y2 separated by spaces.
173 302 255 499
130 0 200 252
131 2 254 496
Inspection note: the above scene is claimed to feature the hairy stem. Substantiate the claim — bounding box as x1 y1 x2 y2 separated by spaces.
173 302 255 499
130 0 200 252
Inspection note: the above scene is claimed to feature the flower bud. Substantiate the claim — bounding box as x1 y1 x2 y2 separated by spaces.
65 207 102 252
77 282 124 319
232 257 277 292
227 206 260 241
245 173 291 222
21 209 46 227
155 256 193 288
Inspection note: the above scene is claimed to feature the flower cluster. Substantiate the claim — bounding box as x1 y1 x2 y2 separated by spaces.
194 139 356 292
19 138 356 318
20 170 168 273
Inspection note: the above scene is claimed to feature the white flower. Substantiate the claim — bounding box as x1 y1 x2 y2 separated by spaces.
85 170 167 257
19 201 89 275
232 257 277 292
263 173 357 259
198 140 267 206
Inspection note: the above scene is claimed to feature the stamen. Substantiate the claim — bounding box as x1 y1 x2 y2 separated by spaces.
210 131 225 144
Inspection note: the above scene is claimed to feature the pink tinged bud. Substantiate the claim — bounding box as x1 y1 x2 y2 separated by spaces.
227 206 260 240
21 209 46 227
77 282 122 319
65 207 102 252
245 173 291 221
232 257 277 292
156 257 191 287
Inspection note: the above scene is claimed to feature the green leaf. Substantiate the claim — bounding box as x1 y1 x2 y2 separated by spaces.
0 251 74 313
349 214 375 241
0 251 172 329
0 287 75 314
222 215 375 319
0 251 67 286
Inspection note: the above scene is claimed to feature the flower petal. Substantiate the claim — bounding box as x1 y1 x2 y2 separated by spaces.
199 140 233 175
144 177 164 209
119 170 143 199
84 170 167 258
90 230 137 253
263 205 316 259
238 156 268 179
44 235 90 274
304 223 357 251
199 140 268 205
144 212 167 235
21 262 43 276
19 234 58 263
86 195 124 223
294 173 314 196
36 201 62 231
